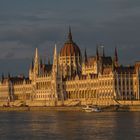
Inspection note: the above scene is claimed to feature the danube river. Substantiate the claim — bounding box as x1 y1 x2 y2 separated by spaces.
0 111 140 140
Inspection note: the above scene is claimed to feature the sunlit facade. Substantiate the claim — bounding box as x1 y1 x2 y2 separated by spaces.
0 28 140 106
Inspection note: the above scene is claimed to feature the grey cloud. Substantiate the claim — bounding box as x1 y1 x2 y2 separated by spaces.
0 0 140 75
4 52 15 59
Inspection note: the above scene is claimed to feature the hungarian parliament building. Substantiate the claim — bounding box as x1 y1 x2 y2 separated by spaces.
0 28 140 106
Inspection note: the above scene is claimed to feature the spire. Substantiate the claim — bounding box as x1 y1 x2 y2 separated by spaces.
34 48 39 63
102 46 105 57
52 44 58 74
115 47 118 62
114 47 119 67
96 45 99 60
84 48 88 64
68 26 73 42
31 58 34 70
48 56 50 65
54 44 57 58
33 48 40 76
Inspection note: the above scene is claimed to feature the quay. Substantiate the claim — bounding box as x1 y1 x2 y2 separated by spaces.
1 105 140 112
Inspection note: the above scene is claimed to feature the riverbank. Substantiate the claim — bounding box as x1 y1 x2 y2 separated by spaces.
0 106 82 112
1 105 140 112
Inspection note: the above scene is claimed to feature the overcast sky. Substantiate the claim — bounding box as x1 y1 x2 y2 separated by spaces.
0 0 140 76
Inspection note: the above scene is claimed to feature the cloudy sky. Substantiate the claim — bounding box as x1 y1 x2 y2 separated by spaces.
0 0 140 76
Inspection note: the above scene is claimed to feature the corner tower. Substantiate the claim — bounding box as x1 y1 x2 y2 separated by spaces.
29 48 40 80
114 47 119 67
59 27 82 78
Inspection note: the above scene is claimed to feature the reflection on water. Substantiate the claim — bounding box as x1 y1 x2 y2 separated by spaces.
0 111 140 140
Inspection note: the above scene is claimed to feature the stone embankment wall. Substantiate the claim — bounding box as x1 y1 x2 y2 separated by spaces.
0 105 140 112
117 100 140 105
0 106 82 112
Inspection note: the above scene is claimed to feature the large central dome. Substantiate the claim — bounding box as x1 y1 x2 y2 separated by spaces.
60 28 81 57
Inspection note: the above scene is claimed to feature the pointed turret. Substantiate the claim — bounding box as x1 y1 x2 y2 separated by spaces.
34 48 40 76
29 58 34 80
96 45 99 60
84 48 88 64
52 44 59 104
115 47 118 62
29 58 34 71
114 47 119 67
53 44 57 59
34 48 39 64
52 44 58 74
102 46 105 57
31 58 34 70
68 26 73 42
40 58 43 67
48 56 50 65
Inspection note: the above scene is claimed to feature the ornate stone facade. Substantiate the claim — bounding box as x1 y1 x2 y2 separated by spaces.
0 28 140 106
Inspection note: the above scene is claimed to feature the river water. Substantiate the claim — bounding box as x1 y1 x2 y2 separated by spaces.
0 111 140 140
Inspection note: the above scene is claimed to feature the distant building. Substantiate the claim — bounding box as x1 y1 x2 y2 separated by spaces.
0 28 140 106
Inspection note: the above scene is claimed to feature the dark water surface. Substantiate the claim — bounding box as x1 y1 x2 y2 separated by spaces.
0 111 140 140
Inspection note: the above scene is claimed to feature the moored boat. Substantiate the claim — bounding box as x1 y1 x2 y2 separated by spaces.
82 105 101 112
